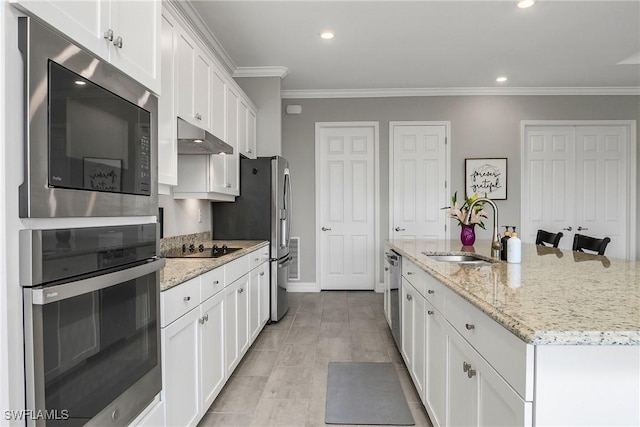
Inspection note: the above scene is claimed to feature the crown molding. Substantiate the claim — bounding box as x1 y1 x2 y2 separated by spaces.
281 86 640 99
234 67 290 79
166 0 236 75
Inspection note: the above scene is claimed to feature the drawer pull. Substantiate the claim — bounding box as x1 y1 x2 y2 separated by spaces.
465 323 475 330
427 310 434 315
384 267 389 271
238 288 244 294
255 258 259 262
203 314 209 322
407 271 414 275
183 296 191 302
260 272 265 276
199 316 205 324
467 368 477 379
427 290 435 294
213 280 220 285
463 361 471 372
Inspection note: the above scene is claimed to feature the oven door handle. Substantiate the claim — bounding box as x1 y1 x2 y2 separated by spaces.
31 258 165 305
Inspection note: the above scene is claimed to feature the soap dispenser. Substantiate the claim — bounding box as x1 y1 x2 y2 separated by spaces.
507 227 522 264
500 226 511 261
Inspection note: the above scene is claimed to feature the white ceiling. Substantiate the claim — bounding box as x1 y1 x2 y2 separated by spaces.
189 1 640 94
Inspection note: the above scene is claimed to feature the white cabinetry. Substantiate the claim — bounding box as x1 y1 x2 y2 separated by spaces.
397 256 533 427
175 27 211 130
158 12 178 192
211 66 227 140
401 277 426 400
199 291 226 411
12 0 161 93
447 325 532 427
224 273 250 376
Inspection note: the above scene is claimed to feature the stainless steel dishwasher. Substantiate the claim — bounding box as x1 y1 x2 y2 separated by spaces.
385 250 402 349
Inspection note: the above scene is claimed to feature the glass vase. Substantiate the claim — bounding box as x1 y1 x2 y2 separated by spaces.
460 223 476 246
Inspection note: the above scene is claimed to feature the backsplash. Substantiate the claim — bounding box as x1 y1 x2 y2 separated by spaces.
158 194 211 237
160 231 212 255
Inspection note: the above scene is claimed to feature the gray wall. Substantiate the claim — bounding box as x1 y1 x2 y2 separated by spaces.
282 95 640 284
235 76 282 156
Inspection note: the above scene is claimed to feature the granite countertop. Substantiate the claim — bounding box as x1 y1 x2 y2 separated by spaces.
386 239 640 346
160 240 269 292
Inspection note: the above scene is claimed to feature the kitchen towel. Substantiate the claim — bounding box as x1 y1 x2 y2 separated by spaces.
325 362 415 425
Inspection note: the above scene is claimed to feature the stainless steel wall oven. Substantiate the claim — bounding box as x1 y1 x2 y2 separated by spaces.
18 17 158 218
21 224 164 426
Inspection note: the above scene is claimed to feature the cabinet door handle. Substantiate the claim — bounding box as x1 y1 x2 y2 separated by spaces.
238 288 244 294
204 314 209 322
467 368 477 379
427 289 435 294
465 323 475 330
255 258 260 261
183 296 191 302
406 271 414 275
213 280 219 285
199 316 205 324
103 29 114 41
463 361 471 372
395 227 405 232
427 310 434 315
384 267 389 271
260 272 265 276
321 227 332 231
577 226 589 231
247 149 253 153
406 294 412 301
113 36 123 49
563 226 573 231
226 183 232 188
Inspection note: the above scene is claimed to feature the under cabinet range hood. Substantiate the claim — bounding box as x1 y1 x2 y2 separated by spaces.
177 117 233 155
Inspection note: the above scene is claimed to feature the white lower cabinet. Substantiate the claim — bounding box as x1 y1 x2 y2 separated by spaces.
401 277 426 400
224 273 250 376
424 301 447 427
200 291 226 411
160 247 269 427
398 257 532 427
162 307 201 427
447 324 532 427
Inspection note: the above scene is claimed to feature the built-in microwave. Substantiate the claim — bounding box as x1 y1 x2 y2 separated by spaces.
18 17 158 218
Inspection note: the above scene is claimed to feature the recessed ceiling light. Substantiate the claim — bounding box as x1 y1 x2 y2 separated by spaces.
74 80 86 85
320 31 334 40
496 76 508 83
516 0 535 9
193 139 204 143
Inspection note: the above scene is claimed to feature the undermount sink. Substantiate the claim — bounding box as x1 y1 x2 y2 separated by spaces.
424 254 491 265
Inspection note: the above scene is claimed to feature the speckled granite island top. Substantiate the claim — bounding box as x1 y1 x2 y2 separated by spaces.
387 239 640 346
160 240 269 292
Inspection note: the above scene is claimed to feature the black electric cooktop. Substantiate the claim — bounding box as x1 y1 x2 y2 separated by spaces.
163 244 242 259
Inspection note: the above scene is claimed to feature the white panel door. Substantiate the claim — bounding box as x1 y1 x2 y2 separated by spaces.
318 124 376 290
522 124 631 258
522 127 576 248
391 124 447 243
574 126 628 259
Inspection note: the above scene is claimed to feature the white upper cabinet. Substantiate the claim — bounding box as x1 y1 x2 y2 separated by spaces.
158 12 178 191
211 66 227 140
193 50 212 130
11 0 161 94
175 31 196 124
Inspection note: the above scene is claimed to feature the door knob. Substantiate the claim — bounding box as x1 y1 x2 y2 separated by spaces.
563 226 573 231
321 227 332 231
395 227 405 232
577 226 589 231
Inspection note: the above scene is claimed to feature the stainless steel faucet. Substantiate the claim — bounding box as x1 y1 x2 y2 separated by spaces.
464 197 501 259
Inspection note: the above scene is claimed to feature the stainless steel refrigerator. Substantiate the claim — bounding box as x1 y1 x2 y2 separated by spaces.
211 156 292 321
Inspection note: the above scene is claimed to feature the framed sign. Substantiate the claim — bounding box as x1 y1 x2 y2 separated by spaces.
465 158 507 200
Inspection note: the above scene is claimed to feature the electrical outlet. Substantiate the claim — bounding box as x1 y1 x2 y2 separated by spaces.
197 208 202 223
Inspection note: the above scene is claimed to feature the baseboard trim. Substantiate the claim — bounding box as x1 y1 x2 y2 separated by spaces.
287 282 319 293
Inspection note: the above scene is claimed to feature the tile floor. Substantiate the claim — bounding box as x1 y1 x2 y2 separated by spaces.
198 291 434 427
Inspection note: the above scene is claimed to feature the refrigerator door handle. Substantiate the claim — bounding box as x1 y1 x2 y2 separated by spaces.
283 168 292 249
278 255 293 268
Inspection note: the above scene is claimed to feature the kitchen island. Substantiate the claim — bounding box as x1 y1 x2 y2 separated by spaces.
386 238 639 427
